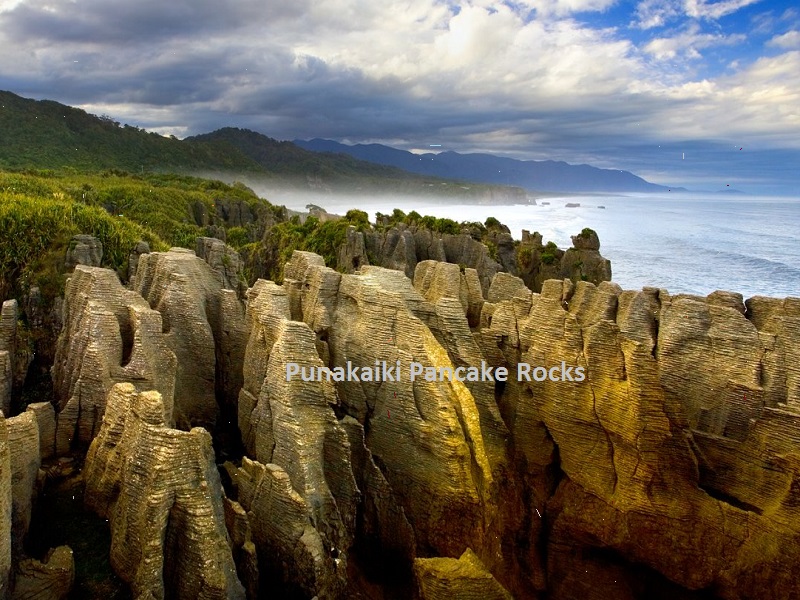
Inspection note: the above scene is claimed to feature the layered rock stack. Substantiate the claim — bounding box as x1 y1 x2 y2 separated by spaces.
131 247 246 430
83 383 244 599
8 233 800 599
51 265 176 451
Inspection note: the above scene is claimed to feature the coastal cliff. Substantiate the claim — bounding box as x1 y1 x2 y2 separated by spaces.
0 237 798 598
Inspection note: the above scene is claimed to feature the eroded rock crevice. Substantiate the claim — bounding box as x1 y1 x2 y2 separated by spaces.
1 225 799 599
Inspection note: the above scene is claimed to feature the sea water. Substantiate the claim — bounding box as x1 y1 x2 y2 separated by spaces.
278 193 800 299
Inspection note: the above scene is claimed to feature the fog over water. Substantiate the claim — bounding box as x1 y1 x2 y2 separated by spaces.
259 188 800 299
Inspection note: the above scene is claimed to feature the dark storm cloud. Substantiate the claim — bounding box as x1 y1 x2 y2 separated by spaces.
2 0 307 43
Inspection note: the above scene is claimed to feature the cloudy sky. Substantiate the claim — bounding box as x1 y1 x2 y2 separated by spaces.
0 0 798 193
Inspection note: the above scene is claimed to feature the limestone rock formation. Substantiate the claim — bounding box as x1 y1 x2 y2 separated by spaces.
126 240 150 282
413 260 484 327
195 236 247 298
0 300 30 409
364 227 418 277
5 413 39 560
0 359 8 422
414 548 514 600
22 404 54 462
561 228 612 287
336 225 369 272
0 302 15 415
441 232 503 294
514 229 612 292
479 278 800 600
63 235 102 271
362 226 504 294
487 272 529 304
131 248 246 429
84 383 244 600
340 417 416 566
278 252 517 583
235 279 360 598
51 266 176 450
11 546 73 600
0 414 11 600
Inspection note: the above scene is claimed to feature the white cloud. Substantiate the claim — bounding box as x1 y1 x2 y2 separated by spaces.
684 0 762 20
644 50 800 145
524 0 618 18
635 0 762 28
0 0 798 184
767 30 800 49
633 0 683 29
0 0 23 12
644 25 746 59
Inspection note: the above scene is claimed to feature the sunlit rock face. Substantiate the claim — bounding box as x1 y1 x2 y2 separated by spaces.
131 247 246 430
414 548 514 600
481 279 800 600
83 383 244 600
51 265 176 451
27 239 800 599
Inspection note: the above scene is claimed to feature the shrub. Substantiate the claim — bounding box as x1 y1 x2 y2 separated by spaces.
517 245 533 266
484 216 502 229
226 226 250 249
432 217 460 235
405 210 421 225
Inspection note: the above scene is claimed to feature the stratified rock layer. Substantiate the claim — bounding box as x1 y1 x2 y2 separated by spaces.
132 248 246 429
29 233 800 600
480 279 800 600
414 548 514 600
51 266 176 451
234 278 360 598
0 414 11 600
84 383 244 600
11 546 73 600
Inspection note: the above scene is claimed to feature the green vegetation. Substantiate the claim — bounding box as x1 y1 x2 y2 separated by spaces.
541 241 559 265
0 91 527 200
0 168 269 302
579 227 596 238
517 245 533 267
262 210 372 281
0 185 164 300
0 91 260 173
484 216 502 229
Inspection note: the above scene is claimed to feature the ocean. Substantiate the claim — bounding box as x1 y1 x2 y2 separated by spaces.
276 192 800 299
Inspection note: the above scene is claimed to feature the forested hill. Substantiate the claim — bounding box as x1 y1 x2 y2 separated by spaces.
0 90 260 172
0 91 527 200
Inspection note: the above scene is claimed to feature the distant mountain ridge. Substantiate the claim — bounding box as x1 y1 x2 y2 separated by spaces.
0 89 675 195
295 138 677 193
0 90 528 201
